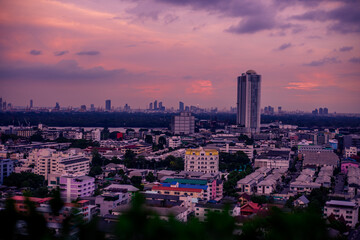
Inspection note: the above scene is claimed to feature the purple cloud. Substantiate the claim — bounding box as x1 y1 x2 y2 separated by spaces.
54 50 69 56
0 60 127 82
349 57 360 63
303 57 341 67
76 51 100 56
339 46 353 52
29 49 42 55
292 2 360 33
274 43 292 51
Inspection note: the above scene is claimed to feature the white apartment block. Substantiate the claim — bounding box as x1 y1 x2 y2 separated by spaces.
167 136 182 149
185 148 219 174
30 149 90 180
324 200 359 228
91 129 101 142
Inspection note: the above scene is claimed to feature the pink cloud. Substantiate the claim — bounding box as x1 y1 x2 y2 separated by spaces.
186 80 214 95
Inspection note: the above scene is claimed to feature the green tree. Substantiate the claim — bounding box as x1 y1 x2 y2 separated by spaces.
145 135 153 144
89 166 103 177
3 172 45 189
145 172 156 182
130 176 143 190
101 127 110 140
49 187 64 216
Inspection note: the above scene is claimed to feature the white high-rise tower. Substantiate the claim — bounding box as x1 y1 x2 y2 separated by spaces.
236 70 261 133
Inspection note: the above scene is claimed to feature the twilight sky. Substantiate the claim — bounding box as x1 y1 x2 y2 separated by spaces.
0 0 359 113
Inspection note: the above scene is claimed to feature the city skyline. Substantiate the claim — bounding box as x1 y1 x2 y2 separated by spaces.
0 0 359 113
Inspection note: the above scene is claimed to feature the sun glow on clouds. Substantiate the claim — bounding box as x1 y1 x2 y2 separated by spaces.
187 80 214 95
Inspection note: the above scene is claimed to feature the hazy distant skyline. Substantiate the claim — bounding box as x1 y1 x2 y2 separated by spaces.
0 0 359 113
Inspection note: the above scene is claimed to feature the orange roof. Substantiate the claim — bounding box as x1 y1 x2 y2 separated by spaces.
152 186 203 193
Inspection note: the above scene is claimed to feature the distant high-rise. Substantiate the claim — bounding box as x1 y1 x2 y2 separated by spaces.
278 106 282 113
30 99 33 109
90 104 95 111
105 100 111 111
236 70 261 133
324 108 328 114
55 102 60 111
179 101 184 112
154 100 158 110
319 108 323 115
149 102 153 110
0 98 2 111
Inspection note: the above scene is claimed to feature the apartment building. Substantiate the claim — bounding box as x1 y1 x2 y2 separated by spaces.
60 175 95 203
324 200 359 228
184 148 219 174
30 149 90 180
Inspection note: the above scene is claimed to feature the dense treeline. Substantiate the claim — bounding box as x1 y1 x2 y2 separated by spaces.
0 193 336 240
0 112 359 128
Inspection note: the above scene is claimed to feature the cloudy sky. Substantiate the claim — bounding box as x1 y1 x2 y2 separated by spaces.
0 0 359 112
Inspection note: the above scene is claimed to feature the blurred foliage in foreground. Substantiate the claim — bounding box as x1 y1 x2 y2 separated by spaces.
0 193 343 240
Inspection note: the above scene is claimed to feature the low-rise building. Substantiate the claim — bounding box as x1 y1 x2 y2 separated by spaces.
345 147 358 158
254 151 290 169
167 136 182 149
194 202 241 221
324 200 359 228
152 185 204 199
341 160 360 174
302 151 339 168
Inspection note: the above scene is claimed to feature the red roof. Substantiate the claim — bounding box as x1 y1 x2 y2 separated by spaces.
152 186 203 193
241 202 261 211
12 196 52 203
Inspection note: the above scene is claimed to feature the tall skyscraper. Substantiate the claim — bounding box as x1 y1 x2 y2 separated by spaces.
149 102 153 110
179 101 184 112
154 100 158 110
236 70 261 133
30 99 33 109
105 100 111 111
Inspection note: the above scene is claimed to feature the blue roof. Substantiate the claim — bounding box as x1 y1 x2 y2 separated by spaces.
161 183 208 190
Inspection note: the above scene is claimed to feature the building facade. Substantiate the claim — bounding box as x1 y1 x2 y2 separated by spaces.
0 159 14 184
60 175 95 203
31 149 91 180
185 148 219 174
324 200 359 228
172 112 195 135
236 70 261 134
105 99 111 111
